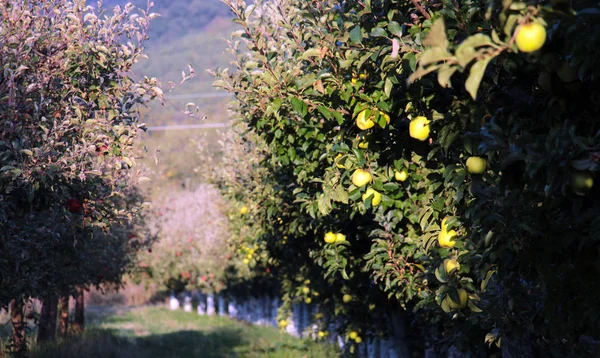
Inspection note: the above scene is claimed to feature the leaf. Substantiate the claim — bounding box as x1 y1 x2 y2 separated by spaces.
332 185 349 204
388 21 403 37
300 48 321 59
481 269 496 291
468 300 483 313
465 58 490 100
423 18 448 48
290 97 307 116
391 38 400 58
384 77 393 98
455 34 494 68
318 194 332 216
419 47 452 67
349 26 363 44
435 267 447 283
437 65 458 88
370 27 387 37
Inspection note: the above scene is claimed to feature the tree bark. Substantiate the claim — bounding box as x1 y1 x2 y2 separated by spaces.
72 287 85 333
37 295 58 343
9 298 26 354
57 294 70 337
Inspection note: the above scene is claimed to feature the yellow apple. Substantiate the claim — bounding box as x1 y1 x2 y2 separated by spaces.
380 111 390 125
318 331 328 338
278 319 288 328
342 294 352 303
466 156 487 174
438 229 457 248
395 169 408 182
362 188 381 206
355 336 362 344
336 233 346 242
240 206 248 215
572 172 594 195
352 169 372 187
302 286 310 294
515 23 546 53
438 217 458 248
356 109 375 130
349 331 358 340
324 231 337 244
445 288 468 309
409 116 430 141
443 258 460 274
335 153 345 169
305 297 312 304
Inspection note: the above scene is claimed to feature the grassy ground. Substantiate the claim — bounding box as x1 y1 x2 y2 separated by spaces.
4 306 338 358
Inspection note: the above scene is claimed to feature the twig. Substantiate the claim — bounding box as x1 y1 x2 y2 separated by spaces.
412 0 431 19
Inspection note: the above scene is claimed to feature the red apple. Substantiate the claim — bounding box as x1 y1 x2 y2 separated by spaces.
66 198 82 213
176 251 181 257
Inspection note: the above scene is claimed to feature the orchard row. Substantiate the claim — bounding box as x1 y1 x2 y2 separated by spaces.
208 0 599 356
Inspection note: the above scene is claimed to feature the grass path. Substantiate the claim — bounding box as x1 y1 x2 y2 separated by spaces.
30 306 337 358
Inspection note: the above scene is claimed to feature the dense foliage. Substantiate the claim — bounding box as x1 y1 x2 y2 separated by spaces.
0 0 157 310
212 0 600 355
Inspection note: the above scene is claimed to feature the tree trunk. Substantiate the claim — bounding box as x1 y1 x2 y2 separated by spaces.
501 330 533 358
37 295 58 343
72 287 85 333
57 294 70 337
9 298 26 354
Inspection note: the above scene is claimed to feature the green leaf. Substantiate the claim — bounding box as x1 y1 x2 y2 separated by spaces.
420 47 453 67
481 268 496 292
455 34 494 68
332 184 349 204
318 194 332 216
465 58 490 100
388 21 403 37
384 77 393 98
437 65 458 88
423 18 448 48
371 27 387 37
350 26 363 44
290 97 307 116
300 48 321 59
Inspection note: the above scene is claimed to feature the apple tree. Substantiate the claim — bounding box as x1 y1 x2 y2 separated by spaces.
213 0 600 355
0 0 159 350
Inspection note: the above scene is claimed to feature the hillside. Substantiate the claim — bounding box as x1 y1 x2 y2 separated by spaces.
97 0 241 190
101 0 233 44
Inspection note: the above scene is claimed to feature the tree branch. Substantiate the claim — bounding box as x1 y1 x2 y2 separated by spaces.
412 0 431 19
